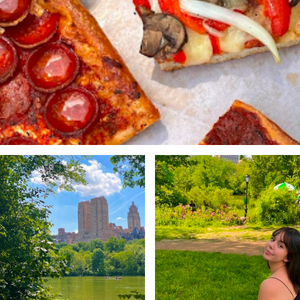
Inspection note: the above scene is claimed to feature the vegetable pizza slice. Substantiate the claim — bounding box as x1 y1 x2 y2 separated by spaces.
133 0 300 71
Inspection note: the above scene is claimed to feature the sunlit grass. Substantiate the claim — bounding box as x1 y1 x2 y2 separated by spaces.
156 250 269 300
155 225 281 241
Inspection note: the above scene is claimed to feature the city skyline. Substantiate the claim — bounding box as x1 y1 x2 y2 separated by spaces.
31 156 145 234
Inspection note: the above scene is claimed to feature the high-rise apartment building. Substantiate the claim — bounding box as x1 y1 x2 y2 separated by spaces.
54 196 144 244
90 196 109 239
77 201 90 239
128 201 141 231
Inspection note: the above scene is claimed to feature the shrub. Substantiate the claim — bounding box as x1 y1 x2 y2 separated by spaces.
254 186 299 225
187 186 233 209
155 186 187 207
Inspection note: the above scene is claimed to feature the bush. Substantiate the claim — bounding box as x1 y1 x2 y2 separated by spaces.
187 186 233 209
254 186 299 225
155 186 187 207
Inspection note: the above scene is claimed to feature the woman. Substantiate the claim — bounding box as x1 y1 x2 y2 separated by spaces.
258 227 300 300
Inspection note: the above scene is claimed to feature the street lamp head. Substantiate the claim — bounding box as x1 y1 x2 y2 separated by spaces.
245 174 250 183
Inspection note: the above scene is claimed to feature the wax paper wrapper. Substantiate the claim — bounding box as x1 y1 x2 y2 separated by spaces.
92 0 300 145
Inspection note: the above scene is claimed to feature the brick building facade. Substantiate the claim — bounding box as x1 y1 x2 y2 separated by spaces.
54 196 143 244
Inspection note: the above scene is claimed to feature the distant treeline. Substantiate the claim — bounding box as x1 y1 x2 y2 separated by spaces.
56 237 145 276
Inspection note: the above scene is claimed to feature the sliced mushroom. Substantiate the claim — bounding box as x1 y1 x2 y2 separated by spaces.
202 0 224 5
138 6 187 60
290 0 300 7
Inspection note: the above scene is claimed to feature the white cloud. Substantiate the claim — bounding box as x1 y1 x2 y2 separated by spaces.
73 160 122 197
116 217 124 220
74 229 78 234
31 159 122 197
31 170 45 185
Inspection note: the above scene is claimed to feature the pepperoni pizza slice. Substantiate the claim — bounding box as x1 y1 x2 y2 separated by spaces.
0 0 160 145
199 100 299 145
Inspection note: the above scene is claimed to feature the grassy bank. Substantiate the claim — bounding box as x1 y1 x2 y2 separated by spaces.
156 250 269 300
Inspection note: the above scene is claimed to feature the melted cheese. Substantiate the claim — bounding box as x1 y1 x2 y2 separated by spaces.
219 27 253 53
149 2 300 66
183 28 213 65
289 3 300 34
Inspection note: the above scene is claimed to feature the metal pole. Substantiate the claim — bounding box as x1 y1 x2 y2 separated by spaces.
245 182 248 218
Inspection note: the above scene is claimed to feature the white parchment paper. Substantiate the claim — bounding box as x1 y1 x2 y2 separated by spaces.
92 0 300 145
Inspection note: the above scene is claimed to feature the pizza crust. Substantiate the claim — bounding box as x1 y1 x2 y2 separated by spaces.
199 100 300 145
159 38 300 71
0 0 160 145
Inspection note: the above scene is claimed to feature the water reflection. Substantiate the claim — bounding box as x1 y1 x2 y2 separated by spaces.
45 276 145 300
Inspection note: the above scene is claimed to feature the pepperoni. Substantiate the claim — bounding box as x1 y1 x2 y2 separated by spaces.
6 11 59 49
0 71 32 122
0 36 18 83
26 42 79 93
4 137 38 145
0 0 31 26
44 87 99 135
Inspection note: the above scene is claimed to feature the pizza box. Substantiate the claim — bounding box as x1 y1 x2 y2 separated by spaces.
94 0 300 145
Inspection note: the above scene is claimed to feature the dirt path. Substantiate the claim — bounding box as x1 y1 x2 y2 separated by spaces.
156 239 266 256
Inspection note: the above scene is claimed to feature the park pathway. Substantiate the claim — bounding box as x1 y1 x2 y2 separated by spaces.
156 239 266 256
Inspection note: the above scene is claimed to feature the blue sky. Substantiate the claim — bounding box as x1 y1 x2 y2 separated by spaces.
31 156 145 235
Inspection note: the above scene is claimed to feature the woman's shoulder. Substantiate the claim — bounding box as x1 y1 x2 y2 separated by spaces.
260 278 280 291
258 278 289 300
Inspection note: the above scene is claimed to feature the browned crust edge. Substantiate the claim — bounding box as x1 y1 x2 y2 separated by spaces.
199 100 299 145
159 39 300 71
38 0 160 145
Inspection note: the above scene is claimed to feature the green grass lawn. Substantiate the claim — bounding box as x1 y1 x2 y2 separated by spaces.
156 250 269 300
155 225 300 241
155 225 281 241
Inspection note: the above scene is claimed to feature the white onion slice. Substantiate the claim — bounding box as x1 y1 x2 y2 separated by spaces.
179 0 280 63
203 20 225 38
149 0 162 13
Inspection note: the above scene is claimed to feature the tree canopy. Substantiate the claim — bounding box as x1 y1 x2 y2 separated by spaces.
0 155 86 300
156 155 300 207
110 155 145 188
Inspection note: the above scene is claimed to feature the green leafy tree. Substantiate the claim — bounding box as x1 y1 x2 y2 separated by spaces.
156 155 192 168
90 239 105 252
107 251 138 275
0 155 86 300
59 246 75 271
110 155 145 188
92 248 105 275
125 241 145 276
250 156 300 198
104 237 126 253
77 241 90 252
254 186 299 225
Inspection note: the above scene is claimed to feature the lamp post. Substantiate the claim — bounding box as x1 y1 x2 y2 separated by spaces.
244 175 250 218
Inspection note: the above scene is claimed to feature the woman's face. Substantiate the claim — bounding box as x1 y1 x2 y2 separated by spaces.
263 231 289 264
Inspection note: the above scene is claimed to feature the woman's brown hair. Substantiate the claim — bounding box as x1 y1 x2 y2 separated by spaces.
272 227 300 294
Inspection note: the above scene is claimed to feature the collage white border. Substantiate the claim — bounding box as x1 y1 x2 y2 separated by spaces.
2 144 300 299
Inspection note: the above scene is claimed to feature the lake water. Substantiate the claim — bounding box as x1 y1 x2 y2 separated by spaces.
45 276 145 300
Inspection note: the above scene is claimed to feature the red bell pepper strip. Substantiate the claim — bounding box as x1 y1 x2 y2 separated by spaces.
209 34 222 55
173 50 187 63
262 0 291 37
133 0 151 11
158 0 206 34
244 39 264 49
